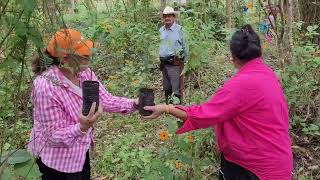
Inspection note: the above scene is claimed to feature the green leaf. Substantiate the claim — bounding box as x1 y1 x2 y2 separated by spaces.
0 167 13 180
159 166 173 180
143 173 160 180
23 0 36 13
112 158 120 163
15 22 27 36
5 149 32 164
308 124 319 131
159 148 169 158
166 151 178 160
14 159 42 179
177 137 190 151
314 132 320 136
302 127 309 132
166 151 193 166
177 121 184 128
176 153 193 165
3 143 11 151
172 96 181 105
0 57 19 70
28 27 44 48
307 25 319 33
199 158 213 167
166 118 177 134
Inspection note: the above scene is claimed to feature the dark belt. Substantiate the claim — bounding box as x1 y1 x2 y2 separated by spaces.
160 56 175 64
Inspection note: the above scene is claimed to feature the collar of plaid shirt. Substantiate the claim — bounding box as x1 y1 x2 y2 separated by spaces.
28 65 136 173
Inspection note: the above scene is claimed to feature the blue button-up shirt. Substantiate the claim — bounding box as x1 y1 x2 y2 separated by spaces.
159 22 189 61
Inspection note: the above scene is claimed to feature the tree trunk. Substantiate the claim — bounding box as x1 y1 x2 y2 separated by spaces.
299 0 320 44
286 0 294 64
127 0 134 6
226 0 232 28
299 0 320 24
292 0 300 21
69 0 75 13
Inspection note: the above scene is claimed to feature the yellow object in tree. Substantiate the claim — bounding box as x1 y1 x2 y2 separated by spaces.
175 161 184 169
246 2 253 9
109 75 119 79
132 79 140 85
120 21 126 28
262 42 269 50
107 83 113 89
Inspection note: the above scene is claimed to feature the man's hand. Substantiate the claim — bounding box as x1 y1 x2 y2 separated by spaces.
80 102 103 133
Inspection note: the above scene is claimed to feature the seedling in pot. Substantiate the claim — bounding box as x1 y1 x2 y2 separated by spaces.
138 88 155 116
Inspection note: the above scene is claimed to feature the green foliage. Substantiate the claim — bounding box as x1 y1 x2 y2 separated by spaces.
94 115 218 179
2 149 32 164
0 149 41 179
95 132 154 179
154 119 217 179
280 25 320 137
179 4 227 73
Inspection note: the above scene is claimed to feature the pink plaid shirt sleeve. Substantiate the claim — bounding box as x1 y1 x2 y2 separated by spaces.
84 70 136 113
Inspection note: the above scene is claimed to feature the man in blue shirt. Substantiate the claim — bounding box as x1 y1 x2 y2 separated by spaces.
159 6 188 104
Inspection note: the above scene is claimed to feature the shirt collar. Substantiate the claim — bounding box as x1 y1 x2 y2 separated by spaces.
43 65 82 89
170 22 177 31
44 65 84 98
163 22 177 31
40 65 66 87
237 57 263 73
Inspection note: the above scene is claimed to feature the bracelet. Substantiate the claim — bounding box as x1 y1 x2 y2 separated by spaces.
165 105 169 114
79 125 87 134
165 104 173 114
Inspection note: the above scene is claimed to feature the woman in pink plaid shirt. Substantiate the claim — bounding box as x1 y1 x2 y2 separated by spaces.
29 29 138 180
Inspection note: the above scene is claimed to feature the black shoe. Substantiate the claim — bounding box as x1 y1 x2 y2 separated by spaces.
165 89 172 104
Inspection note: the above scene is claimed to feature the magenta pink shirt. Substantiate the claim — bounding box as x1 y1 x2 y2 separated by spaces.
28 66 136 173
176 57 293 180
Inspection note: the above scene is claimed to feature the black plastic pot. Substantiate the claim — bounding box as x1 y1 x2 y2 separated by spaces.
138 88 155 116
82 80 99 116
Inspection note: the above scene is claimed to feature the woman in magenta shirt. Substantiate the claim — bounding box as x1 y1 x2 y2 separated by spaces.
145 25 293 180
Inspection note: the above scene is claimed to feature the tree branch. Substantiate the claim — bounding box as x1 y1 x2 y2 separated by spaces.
0 0 10 21
0 10 24 49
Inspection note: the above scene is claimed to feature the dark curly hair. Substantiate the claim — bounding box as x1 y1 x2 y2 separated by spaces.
230 24 262 62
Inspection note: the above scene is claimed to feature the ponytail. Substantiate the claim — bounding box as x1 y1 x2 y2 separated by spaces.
31 49 60 75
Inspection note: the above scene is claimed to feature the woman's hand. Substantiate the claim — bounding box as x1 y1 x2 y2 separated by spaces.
143 104 187 121
132 98 139 109
134 98 139 106
80 102 103 133
143 104 167 119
